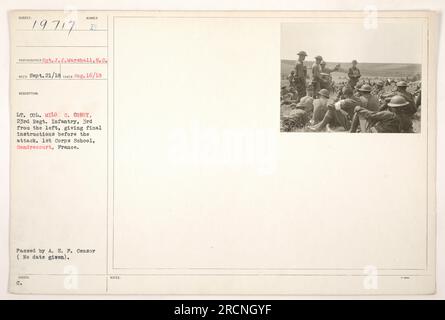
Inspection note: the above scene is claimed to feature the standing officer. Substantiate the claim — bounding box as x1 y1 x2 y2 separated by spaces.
294 50 308 101
311 55 323 97
348 59 361 89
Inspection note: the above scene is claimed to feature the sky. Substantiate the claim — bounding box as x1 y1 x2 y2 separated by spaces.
281 20 423 64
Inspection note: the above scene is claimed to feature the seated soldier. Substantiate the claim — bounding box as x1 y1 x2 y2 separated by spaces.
287 70 297 89
294 85 315 113
380 81 417 116
280 85 289 98
281 92 297 106
350 95 414 133
281 102 310 131
319 72 331 90
308 87 361 132
414 85 421 113
311 89 330 125
357 84 379 112
372 80 385 105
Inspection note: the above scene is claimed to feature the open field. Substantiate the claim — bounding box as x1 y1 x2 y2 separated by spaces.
281 59 422 80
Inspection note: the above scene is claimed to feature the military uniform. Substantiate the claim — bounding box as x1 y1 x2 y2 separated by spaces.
348 66 361 88
350 95 414 133
309 95 361 132
349 85 381 132
359 94 380 112
338 96 362 119
356 109 413 133
384 90 416 116
295 95 314 114
295 60 307 100
287 73 296 89
280 86 289 98
371 81 384 97
311 90 330 124
311 63 322 97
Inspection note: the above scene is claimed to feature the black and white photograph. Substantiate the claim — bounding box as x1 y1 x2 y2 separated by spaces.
280 21 423 133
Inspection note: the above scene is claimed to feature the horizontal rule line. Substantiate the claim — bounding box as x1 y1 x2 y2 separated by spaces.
111 267 426 271
16 273 431 277
16 78 107 81
16 45 107 48
16 29 107 32
16 62 108 65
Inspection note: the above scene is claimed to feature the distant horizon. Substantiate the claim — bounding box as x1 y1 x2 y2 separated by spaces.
281 59 422 78
281 59 421 66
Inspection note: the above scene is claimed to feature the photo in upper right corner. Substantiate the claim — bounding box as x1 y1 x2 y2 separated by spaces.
280 19 423 133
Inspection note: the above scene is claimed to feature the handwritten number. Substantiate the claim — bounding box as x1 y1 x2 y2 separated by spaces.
30 19 76 35
52 20 60 30
68 20 75 35
40 19 47 30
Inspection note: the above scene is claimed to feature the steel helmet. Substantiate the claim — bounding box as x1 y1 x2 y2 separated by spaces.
387 95 409 107
315 55 323 60
358 84 372 92
396 81 408 87
318 89 330 98
297 51 307 56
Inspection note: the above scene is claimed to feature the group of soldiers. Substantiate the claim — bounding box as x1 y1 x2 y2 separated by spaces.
280 51 422 133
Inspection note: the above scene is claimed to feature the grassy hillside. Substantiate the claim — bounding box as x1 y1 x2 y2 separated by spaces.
281 59 421 79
